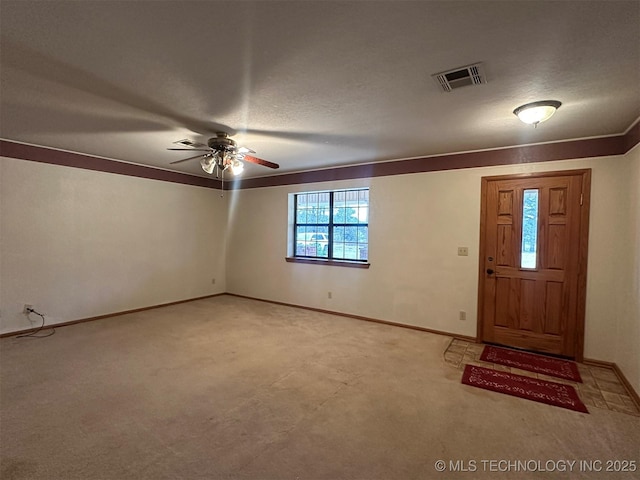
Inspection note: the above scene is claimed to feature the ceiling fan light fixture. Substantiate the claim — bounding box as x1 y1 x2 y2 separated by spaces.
168 132 279 173
222 150 235 166
231 159 244 176
513 100 561 126
200 154 215 174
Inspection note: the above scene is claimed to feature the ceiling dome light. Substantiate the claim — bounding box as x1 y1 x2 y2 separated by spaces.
513 100 561 127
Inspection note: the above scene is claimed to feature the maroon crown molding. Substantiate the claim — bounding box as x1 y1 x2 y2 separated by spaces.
227 132 635 190
0 140 222 189
2 122 638 191
623 118 640 153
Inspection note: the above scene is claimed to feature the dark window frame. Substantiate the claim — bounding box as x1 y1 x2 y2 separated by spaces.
293 189 369 263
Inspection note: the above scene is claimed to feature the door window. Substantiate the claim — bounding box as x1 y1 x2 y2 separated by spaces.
521 189 539 269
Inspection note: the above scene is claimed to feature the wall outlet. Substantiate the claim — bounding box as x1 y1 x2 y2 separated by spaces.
23 304 34 314
457 247 469 256
328 291 332 299
459 310 466 321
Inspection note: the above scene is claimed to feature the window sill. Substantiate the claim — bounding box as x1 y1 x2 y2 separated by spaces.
286 257 370 269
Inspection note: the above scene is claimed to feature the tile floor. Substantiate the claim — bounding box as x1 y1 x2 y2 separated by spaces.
445 338 640 416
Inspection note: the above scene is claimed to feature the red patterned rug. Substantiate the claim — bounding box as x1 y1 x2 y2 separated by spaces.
462 365 588 413
480 345 582 382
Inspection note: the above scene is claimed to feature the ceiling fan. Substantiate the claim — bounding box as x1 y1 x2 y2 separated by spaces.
168 132 279 177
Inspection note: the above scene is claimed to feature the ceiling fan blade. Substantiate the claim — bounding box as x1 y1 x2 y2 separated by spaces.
243 155 279 169
170 154 206 165
167 148 211 151
237 146 255 154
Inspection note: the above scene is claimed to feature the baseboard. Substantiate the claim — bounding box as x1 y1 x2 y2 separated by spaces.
0 293 225 338
584 357 640 411
225 293 478 343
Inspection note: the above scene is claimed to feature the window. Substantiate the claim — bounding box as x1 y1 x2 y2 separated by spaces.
521 189 539 269
293 188 369 262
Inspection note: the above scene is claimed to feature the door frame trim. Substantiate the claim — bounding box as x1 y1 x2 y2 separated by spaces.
476 169 591 361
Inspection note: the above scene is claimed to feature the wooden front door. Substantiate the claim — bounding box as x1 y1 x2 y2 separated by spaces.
477 170 591 360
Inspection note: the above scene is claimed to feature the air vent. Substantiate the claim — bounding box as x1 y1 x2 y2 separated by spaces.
432 63 486 92
173 139 206 148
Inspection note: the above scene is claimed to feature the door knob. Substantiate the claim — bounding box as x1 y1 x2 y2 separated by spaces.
486 268 495 275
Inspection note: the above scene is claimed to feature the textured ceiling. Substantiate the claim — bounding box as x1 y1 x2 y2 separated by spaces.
1 1 639 179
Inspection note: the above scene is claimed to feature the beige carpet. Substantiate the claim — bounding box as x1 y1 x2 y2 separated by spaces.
1 295 638 480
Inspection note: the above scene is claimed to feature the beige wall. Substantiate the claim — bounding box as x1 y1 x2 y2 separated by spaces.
617 146 640 392
226 154 635 385
0 157 227 334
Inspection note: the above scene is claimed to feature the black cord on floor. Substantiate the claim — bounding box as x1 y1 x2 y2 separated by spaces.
17 309 55 338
